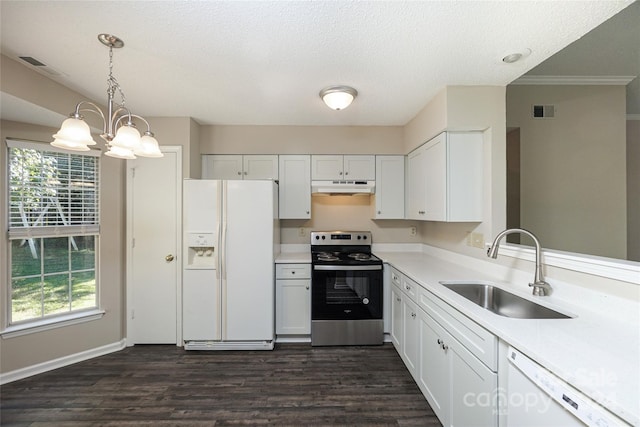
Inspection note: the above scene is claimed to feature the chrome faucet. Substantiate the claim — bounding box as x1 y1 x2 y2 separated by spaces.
487 228 551 296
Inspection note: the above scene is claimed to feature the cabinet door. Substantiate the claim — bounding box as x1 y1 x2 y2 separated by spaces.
243 155 278 180
275 279 311 335
311 155 343 180
343 155 375 180
418 309 449 423
278 155 311 219
449 337 497 427
391 284 403 349
374 156 405 219
202 155 243 179
402 296 419 375
406 145 427 219
447 132 483 222
423 133 447 221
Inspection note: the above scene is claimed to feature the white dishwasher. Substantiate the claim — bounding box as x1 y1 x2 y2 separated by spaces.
506 346 629 427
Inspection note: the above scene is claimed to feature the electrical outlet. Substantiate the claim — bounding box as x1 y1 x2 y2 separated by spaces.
298 227 306 237
410 226 417 237
471 232 484 249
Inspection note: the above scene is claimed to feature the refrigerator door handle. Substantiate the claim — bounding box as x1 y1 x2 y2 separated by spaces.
221 181 228 281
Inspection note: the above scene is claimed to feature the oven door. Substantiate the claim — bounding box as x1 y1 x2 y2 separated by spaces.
312 265 383 320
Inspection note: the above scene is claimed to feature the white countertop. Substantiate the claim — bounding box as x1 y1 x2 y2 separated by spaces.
275 252 311 263
375 250 640 426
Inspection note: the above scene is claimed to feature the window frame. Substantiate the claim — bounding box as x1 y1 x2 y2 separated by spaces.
4 139 103 333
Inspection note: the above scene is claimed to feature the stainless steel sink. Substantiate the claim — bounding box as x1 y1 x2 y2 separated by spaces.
439 282 572 319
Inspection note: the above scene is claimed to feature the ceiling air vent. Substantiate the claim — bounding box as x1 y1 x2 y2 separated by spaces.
532 105 555 119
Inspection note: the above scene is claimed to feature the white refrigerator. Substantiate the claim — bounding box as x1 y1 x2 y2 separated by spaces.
182 179 279 350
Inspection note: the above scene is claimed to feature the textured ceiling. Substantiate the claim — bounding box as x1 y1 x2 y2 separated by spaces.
0 1 634 126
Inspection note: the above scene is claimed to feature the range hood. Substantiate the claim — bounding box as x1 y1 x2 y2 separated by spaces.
311 180 375 195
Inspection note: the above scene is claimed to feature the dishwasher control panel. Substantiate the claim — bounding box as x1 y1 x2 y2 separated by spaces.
508 347 629 427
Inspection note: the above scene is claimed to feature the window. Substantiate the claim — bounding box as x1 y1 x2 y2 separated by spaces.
7 139 100 325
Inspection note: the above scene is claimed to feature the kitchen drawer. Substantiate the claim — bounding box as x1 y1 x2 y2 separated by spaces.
390 267 403 288
276 263 311 279
419 288 497 371
401 276 418 300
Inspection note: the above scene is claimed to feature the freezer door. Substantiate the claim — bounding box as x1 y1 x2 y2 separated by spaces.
182 269 221 341
222 180 275 341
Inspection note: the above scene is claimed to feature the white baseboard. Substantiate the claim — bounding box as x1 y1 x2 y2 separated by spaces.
0 339 126 385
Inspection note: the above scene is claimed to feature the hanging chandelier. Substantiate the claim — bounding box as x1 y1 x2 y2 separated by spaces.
51 34 163 159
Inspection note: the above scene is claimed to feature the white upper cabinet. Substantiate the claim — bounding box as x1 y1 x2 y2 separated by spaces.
373 155 405 219
311 155 375 181
278 155 311 219
406 132 483 222
202 155 278 180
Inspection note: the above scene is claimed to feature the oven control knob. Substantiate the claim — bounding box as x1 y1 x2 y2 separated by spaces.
322 235 326 240
362 298 369 305
363 235 367 240
315 235 320 240
357 235 361 240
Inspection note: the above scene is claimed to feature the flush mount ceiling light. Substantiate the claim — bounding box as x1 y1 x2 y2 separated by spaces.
51 34 163 159
319 86 358 110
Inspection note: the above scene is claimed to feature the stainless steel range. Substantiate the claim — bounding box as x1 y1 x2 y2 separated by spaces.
310 231 384 346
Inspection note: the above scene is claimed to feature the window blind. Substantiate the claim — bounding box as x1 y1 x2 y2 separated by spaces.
7 139 100 238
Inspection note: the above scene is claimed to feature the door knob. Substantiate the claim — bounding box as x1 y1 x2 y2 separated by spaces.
165 254 175 262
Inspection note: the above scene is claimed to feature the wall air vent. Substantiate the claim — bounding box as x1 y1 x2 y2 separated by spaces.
19 56 46 67
18 55 64 77
532 105 555 119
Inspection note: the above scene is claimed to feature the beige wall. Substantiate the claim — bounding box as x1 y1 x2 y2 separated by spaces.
506 85 627 259
628 119 640 261
0 120 126 373
281 196 422 244
200 125 404 155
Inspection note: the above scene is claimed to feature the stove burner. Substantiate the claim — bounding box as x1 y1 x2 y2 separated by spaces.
317 255 340 261
348 253 374 261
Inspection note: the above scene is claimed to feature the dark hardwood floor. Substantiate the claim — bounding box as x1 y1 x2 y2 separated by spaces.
1 343 441 426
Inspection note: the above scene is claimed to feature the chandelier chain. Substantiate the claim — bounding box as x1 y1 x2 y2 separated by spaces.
107 45 126 107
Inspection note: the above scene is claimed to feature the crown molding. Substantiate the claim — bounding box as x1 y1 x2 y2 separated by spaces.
512 75 636 86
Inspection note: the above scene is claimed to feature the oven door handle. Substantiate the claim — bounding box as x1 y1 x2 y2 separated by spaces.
313 265 383 271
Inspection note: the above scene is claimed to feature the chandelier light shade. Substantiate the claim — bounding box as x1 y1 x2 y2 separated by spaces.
51 34 163 159
319 86 358 110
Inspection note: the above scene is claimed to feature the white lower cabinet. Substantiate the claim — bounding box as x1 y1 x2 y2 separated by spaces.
390 282 403 349
389 265 498 427
275 264 311 335
419 307 497 426
402 288 419 376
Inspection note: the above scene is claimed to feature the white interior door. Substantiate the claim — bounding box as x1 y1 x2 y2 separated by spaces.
126 147 182 345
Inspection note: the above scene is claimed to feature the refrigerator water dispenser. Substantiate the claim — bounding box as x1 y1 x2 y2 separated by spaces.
185 232 216 269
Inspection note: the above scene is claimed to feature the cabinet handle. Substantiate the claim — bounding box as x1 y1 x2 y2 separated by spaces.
378 210 381 214
306 285 310 290
339 171 343 175
418 210 425 215
244 171 248 175
437 338 443 345
411 312 416 319
396 297 401 302
345 171 349 175
405 284 411 291
441 343 449 351
306 211 310 214
291 271 296 275
237 171 242 175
